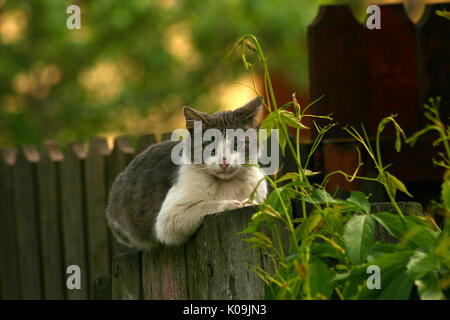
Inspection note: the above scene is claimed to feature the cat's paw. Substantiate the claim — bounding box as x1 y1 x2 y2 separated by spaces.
219 200 244 212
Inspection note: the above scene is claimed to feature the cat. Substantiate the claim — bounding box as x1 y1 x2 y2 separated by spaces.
106 96 268 250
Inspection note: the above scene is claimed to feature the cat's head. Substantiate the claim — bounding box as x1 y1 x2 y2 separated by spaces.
183 96 264 180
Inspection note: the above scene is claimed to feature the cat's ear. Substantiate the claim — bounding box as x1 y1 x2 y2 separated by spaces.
183 106 210 129
234 96 264 124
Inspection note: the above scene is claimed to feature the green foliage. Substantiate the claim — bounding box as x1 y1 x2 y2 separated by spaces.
0 0 327 147
343 215 375 265
230 35 450 300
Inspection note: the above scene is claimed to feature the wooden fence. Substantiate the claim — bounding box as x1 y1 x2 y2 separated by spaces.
0 133 171 299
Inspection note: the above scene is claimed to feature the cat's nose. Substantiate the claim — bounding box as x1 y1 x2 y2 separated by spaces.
220 162 229 171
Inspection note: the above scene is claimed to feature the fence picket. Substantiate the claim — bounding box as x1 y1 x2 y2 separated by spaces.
0 149 20 299
136 134 157 154
13 146 42 299
36 141 65 299
60 142 89 299
85 137 111 295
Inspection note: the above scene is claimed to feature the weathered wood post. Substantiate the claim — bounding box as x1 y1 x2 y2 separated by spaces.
112 206 286 300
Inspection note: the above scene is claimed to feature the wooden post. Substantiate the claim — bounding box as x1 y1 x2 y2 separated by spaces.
112 206 283 300
112 250 142 300
36 141 65 299
184 206 266 300
93 275 112 300
0 149 20 299
59 142 89 299
142 245 188 300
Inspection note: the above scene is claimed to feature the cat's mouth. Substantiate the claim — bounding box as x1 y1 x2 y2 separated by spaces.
213 168 238 179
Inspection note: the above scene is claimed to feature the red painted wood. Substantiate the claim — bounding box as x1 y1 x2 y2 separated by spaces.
364 4 420 137
417 3 450 126
308 3 448 185
308 5 367 139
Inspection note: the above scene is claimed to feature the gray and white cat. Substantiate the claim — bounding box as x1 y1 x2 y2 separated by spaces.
106 96 268 250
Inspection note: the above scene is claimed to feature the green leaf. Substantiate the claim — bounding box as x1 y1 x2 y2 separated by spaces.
349 250 414 299
343 215 375 265
372 212 436 248
275 172 311 185
395 130 402 152
279 110 309 129
370 249 415 270
415 272 445 300
311 241 345 260
347 191 371 214
265 185 295 215
304 169 321 176
372 212 405 239
407 250 437 279
302 189 337 205
376 270 413 300
435 9 450 20
308 258 333 299
386 172 413 197
297 211 322 237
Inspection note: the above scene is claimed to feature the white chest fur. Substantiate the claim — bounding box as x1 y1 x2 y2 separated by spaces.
155 164 267 245
175 165 263 202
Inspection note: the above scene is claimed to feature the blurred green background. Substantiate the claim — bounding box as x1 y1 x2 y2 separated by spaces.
0 0 424 147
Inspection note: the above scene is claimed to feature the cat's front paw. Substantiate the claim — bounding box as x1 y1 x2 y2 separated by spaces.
218 200 244 212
